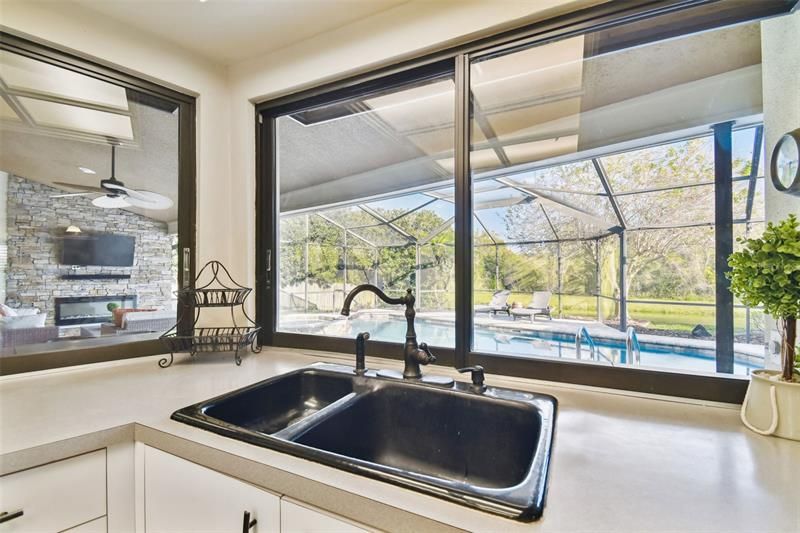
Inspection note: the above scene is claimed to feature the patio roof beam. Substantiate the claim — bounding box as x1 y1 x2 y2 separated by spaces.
358 204 416 243
474 195 531 211
626 217 758 232
473 233 615 247
539 203 560 240
611 174 754 198
346 197 438 232
471 97 512 167
419 216 455 245
744 125 764 221
315 213 377 248
473 213 497 244
496 176 616 230
592 158 627 229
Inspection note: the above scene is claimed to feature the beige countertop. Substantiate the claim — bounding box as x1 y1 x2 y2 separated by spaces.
1 348 799 532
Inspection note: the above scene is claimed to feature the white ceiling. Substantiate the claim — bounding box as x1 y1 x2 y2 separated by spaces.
70 0 410 64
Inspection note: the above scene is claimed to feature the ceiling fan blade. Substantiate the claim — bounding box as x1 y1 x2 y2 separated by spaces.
50 192 97 198
124 190 174 210
102 182 172 209
92 195 131 209
53 181 105 193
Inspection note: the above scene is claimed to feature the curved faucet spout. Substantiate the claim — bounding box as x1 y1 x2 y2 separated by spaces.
340 284 430 379
341 284 411 316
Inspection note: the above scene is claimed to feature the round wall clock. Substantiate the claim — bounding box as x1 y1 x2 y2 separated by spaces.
770 128 800 196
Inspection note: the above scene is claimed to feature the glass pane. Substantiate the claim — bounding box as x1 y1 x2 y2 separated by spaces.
733 177 764 221
601 137 715 193
469 17 763 374
277 66 456 344
1 52 179 355
617 184 716 227
732 126 762 177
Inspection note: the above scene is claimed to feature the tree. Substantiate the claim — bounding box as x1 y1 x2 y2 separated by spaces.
502 138 745 310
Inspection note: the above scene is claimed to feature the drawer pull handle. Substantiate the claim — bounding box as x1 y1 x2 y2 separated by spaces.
242 510 257 532
0 509 24 524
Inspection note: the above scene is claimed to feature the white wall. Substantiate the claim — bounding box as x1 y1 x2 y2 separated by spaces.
762 10 800 225
0 0 234 273
760 11 800 368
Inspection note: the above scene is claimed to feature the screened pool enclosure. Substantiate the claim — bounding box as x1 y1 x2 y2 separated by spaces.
279 125 766 348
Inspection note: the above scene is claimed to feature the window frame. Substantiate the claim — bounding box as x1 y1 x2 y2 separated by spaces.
0 31 197 375
255 0 798 403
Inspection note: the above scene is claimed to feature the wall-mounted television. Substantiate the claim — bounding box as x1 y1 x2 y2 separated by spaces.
61 234 135 267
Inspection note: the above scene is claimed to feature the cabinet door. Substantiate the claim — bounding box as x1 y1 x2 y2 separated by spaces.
280 499 367 533
144 446 280 533
0 449 106 533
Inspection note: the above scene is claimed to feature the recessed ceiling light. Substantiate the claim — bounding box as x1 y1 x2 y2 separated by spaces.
78 166 96 174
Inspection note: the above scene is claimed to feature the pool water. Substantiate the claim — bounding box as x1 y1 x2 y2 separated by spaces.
285 315 758 376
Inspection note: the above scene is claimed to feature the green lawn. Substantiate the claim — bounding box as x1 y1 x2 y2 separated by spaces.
473 291 761 335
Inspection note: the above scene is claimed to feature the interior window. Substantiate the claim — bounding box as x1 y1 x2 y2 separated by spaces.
0 50 180 356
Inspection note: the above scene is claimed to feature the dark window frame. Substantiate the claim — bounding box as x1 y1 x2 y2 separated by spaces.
255 0 798 403
0 31 197 375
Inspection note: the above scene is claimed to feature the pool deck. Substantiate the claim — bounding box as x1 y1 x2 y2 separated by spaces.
281 309 765 360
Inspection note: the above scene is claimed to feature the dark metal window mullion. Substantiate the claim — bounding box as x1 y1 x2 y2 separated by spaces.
454 53 472 370
256 111 277 347
713 122 735 374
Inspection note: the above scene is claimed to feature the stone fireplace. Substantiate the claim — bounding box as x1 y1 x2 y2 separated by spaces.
5 176 174 325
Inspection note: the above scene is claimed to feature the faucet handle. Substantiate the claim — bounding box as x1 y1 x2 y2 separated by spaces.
418 342 436 364
457 365 486 391
354 332 370 375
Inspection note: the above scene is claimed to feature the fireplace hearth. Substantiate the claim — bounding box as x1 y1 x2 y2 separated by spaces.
54 295 138 326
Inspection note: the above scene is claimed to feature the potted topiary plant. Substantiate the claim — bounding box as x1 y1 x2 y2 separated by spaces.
728 213 800 440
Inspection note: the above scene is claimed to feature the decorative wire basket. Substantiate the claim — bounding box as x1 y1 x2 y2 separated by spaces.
159 261 261 368
178 288 251 307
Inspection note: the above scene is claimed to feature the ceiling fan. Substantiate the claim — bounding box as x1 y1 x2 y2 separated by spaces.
50 145 173 210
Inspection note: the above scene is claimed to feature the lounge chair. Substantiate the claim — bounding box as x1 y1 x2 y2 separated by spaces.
475 290 511 316
510 291 552 321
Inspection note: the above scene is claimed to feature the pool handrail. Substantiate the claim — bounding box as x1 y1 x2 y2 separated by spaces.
575 327 597 360
625 326 642 365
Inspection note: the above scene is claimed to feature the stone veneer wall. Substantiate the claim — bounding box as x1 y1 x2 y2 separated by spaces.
5 175 174 325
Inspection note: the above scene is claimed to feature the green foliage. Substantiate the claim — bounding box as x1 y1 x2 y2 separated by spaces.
727 214 800 319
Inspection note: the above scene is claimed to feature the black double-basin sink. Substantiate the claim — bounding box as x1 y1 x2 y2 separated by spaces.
171 363 557 521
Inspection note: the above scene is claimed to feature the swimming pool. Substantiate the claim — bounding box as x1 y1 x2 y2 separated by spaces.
281 315 759 376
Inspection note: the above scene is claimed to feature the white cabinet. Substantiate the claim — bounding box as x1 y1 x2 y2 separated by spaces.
0 449 107 532
280 499 367 533
144 446 280 533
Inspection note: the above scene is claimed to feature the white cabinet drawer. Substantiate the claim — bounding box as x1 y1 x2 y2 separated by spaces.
280 499 367 533
0 449 106 532
144 446 280 533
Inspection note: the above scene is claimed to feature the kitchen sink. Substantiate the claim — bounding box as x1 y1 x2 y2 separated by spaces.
293 384 541 489
199 370 355 434
172 363 557 521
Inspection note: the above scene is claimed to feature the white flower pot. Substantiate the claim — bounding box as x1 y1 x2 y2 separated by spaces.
741 369 800 441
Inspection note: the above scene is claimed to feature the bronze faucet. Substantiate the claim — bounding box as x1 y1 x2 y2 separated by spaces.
341 285 435 379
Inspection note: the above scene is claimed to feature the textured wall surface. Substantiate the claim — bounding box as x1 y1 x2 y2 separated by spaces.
762 10 800 224
5 176 174 325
